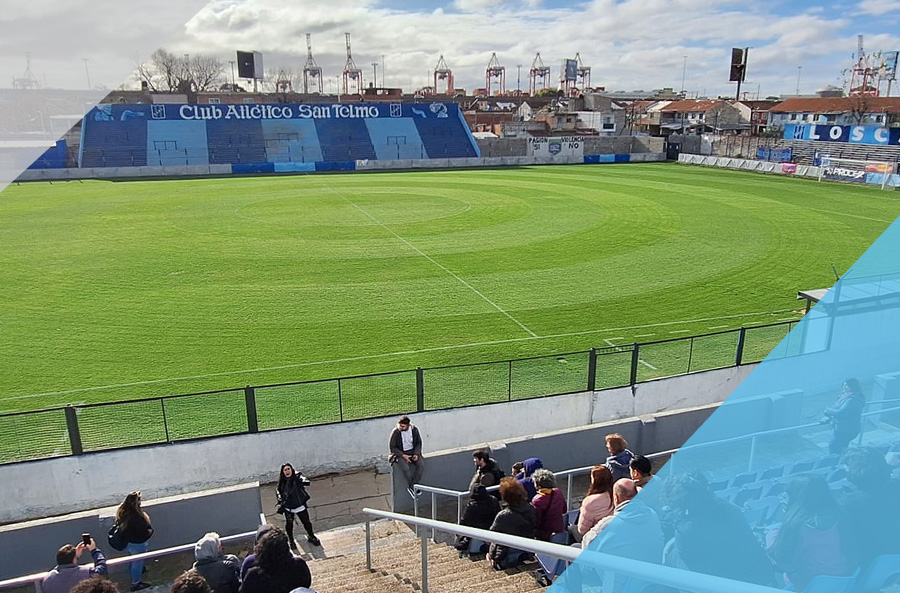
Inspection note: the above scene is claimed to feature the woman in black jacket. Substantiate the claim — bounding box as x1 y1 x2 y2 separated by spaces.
454 484 501 554
239 527 312 593
276 463 320 548
487 478 536 569
115 491 154 591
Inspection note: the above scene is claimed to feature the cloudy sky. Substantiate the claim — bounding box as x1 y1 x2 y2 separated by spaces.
2 0 900 98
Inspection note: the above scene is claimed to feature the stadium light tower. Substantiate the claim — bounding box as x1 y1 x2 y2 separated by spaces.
434 55 454 95
342 32 363 96
303 33 324 94
529 53 551 95
485 52 506 96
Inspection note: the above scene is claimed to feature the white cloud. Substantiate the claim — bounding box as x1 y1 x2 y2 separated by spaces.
859 0 900 15
3 0 893 97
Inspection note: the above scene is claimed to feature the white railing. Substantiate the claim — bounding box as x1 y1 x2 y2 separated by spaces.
0 514 265 593
363 508 784 593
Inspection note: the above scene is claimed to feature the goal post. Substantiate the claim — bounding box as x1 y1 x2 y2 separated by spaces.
818 155 897 190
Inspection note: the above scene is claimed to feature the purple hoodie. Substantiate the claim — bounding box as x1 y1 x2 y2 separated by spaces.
517 457 543 500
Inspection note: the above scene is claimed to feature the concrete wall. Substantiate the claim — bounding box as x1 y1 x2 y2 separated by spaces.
0 483 262 580
13 153 667 183
0 365 750 524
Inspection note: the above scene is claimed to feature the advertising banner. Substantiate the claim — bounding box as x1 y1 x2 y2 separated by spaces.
823 166 867 183
784 124 900 146
527 136 584 157
757 147 792 162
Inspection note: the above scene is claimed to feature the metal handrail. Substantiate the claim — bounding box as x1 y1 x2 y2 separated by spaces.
363 508 784 593
0 514 265 593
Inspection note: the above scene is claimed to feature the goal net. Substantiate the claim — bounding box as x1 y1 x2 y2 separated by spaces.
818 156 897 190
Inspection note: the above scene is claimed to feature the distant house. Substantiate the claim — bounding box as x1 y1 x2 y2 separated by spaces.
734 100 779 135
767 97 900 130
657 99 747 135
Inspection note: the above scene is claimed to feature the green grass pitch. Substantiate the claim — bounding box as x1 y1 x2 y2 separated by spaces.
1 162 897 422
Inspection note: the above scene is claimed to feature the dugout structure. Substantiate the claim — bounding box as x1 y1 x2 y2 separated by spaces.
818 155 897 190
79 102 480 170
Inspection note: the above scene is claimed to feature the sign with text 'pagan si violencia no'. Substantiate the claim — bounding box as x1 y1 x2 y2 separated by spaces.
527 136 585 157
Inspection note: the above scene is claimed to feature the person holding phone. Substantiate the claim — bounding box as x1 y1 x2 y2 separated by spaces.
42 535 108 593
116 491 154 591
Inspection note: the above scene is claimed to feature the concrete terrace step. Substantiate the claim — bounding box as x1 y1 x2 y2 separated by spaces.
306 519 547 593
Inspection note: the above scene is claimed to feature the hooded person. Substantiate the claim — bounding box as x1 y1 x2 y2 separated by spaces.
192 532 241 593
517 457 543 500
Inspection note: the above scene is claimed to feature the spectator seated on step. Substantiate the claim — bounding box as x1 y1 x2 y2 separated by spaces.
239 527 312 593
192 532 241 593
569 465 615 543
604 433 635 482
517 457 543 500
470 449 505 491
663 473 775 587
240 524 274 581
170 571 212 593
42 537 107 593
487 477 537 570
839 447 900 565
582 478 663 564
454 484 501 554
531 468 567 541
71 577 120 593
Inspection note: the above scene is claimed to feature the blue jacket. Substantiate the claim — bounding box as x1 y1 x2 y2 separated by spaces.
605 449 634 482
517 457 543 500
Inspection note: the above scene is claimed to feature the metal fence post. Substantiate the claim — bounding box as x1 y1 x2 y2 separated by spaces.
508 360 513 401
365 520 372 570
735 327 747 366
630 343 640 386
416 368 425 412
64 405 83 455
587 348 597 392
160 399 170 443
421 534 429 593
244 386 258 434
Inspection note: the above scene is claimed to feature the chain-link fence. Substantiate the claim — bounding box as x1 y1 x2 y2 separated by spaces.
0 320 798 465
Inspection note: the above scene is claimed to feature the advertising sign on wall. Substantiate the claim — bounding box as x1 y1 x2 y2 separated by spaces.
527 136 584 157
823 166 867 183
784 124 900 146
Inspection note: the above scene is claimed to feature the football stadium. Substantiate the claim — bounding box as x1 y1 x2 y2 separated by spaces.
3 18 900 593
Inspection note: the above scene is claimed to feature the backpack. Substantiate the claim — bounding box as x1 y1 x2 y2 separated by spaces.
107 522 127 551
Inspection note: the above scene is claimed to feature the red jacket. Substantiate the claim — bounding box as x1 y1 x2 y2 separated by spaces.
532 488 566 540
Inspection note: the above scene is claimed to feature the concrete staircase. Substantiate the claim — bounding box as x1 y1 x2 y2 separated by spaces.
307 519 548 593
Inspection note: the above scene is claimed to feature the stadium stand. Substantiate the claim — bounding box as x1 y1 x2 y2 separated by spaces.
78 103 479 170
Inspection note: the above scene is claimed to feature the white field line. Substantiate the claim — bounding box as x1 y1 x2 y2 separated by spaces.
4 308 797 403
603 337 657 370
323 183 538 339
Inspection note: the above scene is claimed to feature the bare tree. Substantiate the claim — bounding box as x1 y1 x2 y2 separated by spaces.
135 50 223 93
189 55 225 92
